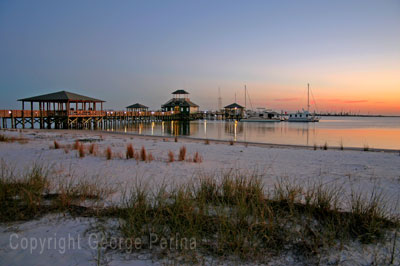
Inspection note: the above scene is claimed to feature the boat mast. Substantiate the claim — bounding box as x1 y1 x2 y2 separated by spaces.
218 87 222 111
307 83 310 112
244 85 247 110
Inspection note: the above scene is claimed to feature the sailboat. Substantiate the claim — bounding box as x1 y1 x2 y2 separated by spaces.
241 85 283 122
287 84 320 122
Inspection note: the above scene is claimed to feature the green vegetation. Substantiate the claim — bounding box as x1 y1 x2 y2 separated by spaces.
0 162 398 262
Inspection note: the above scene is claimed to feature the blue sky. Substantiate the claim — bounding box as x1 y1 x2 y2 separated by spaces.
0 0 399 113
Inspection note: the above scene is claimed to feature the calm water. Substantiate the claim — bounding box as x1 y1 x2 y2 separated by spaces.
112 116 400 149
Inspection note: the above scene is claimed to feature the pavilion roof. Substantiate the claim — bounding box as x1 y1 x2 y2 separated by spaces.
126 103 148 109
18 91 105 102
162 98 199 108
224 103 244 109
172 89 189 95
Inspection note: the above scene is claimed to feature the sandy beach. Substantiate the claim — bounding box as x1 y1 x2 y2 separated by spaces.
1 129 399 265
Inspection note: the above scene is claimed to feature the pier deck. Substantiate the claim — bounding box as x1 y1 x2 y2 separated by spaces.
0 110 181 129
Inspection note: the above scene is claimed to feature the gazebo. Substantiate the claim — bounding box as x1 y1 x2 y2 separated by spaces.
18 90 105 128
224 103 245 119
161 90 199 114
18 90 105 114
126 103 148 112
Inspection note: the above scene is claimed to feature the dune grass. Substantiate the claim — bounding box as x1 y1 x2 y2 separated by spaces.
179 146 186 161
0 161 114 222
0 161 398 262
54 140 61 149
140 146 147 161
0 134 28 143
126 144 134 159
168 150 175 162
117 172 398 261
106 147 112 160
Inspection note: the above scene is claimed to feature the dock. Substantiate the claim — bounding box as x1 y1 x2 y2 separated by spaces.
0 109 182 129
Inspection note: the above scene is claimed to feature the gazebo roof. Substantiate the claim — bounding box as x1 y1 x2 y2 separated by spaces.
224 103 244 109
172 89 189 95
126 103 148 109
18 91 105 102
162 98 199 108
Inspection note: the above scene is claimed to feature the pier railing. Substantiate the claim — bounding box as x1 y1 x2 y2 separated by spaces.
0 110 178 118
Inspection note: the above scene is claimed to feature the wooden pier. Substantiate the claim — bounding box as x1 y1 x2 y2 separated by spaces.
0 90 242 130
0 109 182 129
0 91 188 130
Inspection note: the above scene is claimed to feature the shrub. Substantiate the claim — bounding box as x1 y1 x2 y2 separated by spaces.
78 144 85 158
106 147 112 160
0 135 8 142
88 143 97 155
140 146 147 161
73 140 80 150
193 152 202 163
168 151 174 162
126 144 134 159
54 141 61 149
179 146 186 161
322 142 328 150
147 153 154 162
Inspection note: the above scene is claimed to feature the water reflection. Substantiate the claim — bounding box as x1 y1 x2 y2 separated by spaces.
109 117 400 149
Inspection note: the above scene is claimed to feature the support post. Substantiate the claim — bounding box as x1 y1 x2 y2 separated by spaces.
31 101 34 129
39 102 43 129
22 101 25 129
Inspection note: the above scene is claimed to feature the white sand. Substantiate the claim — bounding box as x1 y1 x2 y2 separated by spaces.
0 129 399 265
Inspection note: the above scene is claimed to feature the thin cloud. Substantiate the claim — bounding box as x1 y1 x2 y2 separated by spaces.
343 100 368 103
273 97 299 102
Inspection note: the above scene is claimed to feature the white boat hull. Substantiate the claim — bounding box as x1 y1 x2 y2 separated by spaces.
241 118 281 122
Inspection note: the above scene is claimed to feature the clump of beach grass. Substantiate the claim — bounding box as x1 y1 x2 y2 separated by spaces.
147 153 154 162
179 146 186 161
117 172 398 261
106 147 112 160
193 152 202 163
0 160 114 222
0 134 28 143
73 140 80 150
0 134 8 142
54 141 61 149
140 146 147 161
126 144 134 159
88 143 97 155
0 162 49 222
168 150 174 162
322 142 328 150
78 144 85 158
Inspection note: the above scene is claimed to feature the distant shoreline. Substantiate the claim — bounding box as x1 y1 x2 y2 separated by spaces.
317 114 400 118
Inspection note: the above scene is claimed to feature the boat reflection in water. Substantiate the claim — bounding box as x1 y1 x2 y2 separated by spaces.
109 117 400 150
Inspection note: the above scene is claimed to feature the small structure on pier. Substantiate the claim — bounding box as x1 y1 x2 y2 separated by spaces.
16 90 105 129
19 90 105 112
224 103 245 120
161 90 199 115
126 103 148 112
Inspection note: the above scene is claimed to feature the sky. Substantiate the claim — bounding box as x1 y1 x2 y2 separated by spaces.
0 0 399 114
